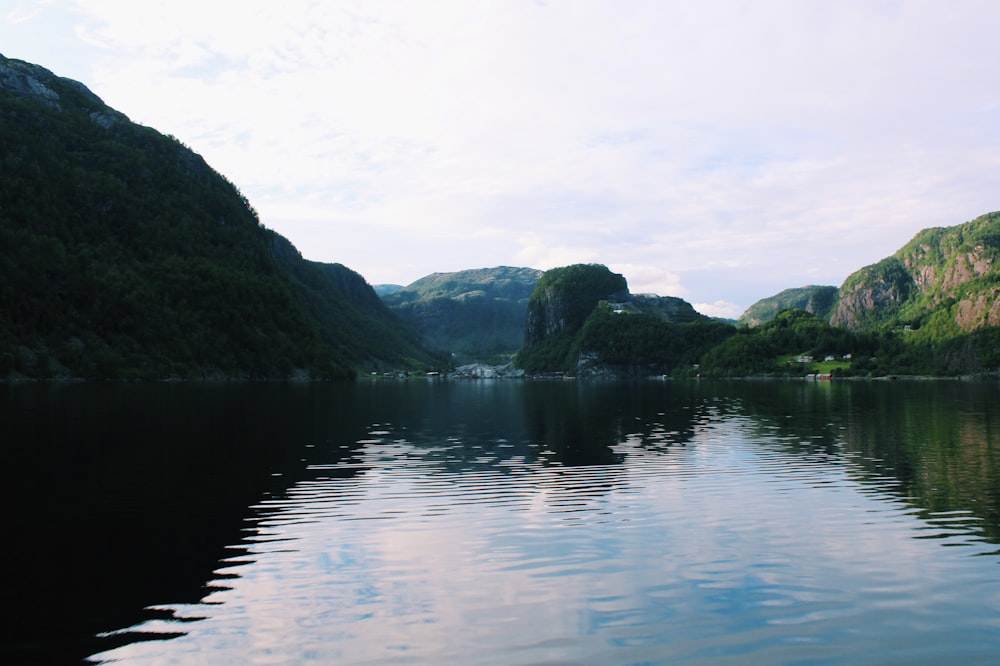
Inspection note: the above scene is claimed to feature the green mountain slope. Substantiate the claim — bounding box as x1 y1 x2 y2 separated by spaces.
381 266 543 360
738 285 838 327
373 284 404 297
831 211 1000 338
516 263 725 374
0 55 441 379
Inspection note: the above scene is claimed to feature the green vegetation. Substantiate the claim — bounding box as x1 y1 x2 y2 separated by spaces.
518 264 629 372
696 307 1000 378
517 264 730 375
702 309 864 376
381 267 542 362
0 55 443 380
833 212 1000 335
516 330 582 373
723 212 1000 378
738 285 838 327
6 54 998 382
577 304 735 375
512 261 998 379
524 264 628 342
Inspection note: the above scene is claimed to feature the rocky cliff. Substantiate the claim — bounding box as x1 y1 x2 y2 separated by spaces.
629 294 710 324
522 264 628 349
517 264 719 373
830 212 1000 334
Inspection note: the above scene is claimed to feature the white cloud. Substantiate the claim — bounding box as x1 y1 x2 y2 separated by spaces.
514 232 600 272
6 4 41 24
609 264 687 298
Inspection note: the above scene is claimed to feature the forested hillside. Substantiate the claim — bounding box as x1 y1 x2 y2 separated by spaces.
5 52 996 381
381 266 542 361
517 264 727 375
0 55 442 379
738 285 838 327
831 212 1000 336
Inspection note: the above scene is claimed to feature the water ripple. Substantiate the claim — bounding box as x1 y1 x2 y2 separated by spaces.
89 394 1000 665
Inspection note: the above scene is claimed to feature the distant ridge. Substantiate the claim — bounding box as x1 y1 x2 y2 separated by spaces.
738 285 838 327
381 266 543 361
373 284 404 297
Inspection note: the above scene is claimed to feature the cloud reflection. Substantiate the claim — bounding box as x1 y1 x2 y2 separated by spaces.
90 384 1000 664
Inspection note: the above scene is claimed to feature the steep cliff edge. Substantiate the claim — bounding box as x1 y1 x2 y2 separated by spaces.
830 212 1000 334
522 264 628 350
517 264 723 374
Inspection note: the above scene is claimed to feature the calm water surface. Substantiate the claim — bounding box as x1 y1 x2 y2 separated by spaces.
3 379 1000 664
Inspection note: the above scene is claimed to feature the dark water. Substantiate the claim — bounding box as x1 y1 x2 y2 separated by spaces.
3 379 1000 664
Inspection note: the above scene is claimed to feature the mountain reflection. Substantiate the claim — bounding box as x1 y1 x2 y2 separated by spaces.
87 379 1000 665
5 379 1000 664
725 379 1000 545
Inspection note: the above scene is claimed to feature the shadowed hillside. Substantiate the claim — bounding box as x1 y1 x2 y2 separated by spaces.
0 55 442 379
381 266 543 361
517 264 729 375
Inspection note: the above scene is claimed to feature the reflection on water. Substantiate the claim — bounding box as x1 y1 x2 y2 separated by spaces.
736 380 1000 544
3 380 1000 663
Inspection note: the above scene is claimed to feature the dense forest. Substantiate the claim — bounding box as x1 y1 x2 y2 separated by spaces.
518 264 630 372
517 264 729 376
576 304 735 376
516 261 1000 378
3 53 998 382
0 55 443 380
380 267 542 363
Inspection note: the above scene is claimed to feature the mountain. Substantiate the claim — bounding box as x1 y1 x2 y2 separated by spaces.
0 55 442 379
372 284 404 297
522 264 628 349
380 266 543 361
830 212 1000 337
629 293 713 323
517 264 728 374
738 285 839 327
714 212 1000 376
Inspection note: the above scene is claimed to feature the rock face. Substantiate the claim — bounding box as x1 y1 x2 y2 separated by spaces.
829 257 914 329
0 54 116 118
523 264 628 349
629 294 709 323
523 284 572 346
517 263 715 374
830 212 1000 333
0 56 64 107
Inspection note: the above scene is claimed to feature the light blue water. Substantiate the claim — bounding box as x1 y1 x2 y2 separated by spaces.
85 380 1000 665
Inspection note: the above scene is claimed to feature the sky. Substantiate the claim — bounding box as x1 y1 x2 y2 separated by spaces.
3 1 1000 318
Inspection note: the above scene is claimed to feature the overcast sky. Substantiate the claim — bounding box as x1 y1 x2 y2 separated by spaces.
4 1 1000 317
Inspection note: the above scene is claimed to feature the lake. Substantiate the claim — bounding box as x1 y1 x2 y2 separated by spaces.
3 379 1000 664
